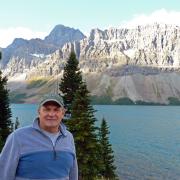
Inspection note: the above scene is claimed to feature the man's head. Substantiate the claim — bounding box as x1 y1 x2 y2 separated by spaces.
38 94 66 133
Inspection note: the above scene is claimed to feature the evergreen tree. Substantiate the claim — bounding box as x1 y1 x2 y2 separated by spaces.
0 52 12 150
14 117 20 130
59 51 82 110
60 52 117 179
0 135 3 151
99 118 117 179
68 82 101 180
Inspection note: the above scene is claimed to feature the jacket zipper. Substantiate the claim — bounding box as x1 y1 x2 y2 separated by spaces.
53 135 62 160
53 144 56 160
37 129 62 160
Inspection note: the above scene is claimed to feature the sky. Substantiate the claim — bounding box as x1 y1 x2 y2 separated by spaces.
0 0 180 48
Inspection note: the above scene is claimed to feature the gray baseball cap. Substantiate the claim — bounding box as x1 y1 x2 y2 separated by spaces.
39 94 64 108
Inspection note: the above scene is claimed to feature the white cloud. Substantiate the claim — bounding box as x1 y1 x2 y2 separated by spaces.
0 27 47 48
120 9 180 28
1 9 180 47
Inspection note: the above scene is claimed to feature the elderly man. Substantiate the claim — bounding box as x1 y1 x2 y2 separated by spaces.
0 94 78 180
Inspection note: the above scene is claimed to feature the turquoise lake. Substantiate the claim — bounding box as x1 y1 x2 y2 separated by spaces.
11 104 180 180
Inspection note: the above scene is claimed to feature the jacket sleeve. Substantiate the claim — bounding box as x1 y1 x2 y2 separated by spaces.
0 132 20 180
69 134 78 180
69 155 78 180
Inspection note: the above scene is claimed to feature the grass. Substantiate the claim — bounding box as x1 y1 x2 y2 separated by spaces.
26 78 48 89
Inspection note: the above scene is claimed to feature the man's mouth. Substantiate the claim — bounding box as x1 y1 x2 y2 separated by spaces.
46 119 56 121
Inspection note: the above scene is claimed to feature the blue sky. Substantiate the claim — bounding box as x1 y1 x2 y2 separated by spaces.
0 0 180 47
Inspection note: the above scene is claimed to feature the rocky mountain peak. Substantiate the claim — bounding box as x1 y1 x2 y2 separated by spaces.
7 38 28 49
89 28 106 41
0 24 86 69
44 24 86 47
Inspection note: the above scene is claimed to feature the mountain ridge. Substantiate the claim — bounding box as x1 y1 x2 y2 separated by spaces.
0 24 85 68
2 23 180 104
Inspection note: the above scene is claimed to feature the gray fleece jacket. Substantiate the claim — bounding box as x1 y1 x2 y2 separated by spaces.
0 118 78 180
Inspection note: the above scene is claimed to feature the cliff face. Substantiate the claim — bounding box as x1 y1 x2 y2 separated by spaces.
2 23 180 104
63 23 180 69
1 24 85 69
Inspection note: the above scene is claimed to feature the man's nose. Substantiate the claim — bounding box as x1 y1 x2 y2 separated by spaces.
48 111 56 116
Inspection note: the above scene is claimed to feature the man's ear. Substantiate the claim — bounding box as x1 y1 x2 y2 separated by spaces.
62 108 66 115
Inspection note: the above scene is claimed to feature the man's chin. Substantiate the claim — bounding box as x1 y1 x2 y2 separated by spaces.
43 124 59 131
46 123 57 126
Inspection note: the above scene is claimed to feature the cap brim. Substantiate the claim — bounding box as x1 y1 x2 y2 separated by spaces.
40 99 63 107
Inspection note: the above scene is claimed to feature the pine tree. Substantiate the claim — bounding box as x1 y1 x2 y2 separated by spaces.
0 52 12 150
14 117 20 130
0 135 3 151
99 118 117 179
59 51 82 110
60 52 117 179
68 82 101 180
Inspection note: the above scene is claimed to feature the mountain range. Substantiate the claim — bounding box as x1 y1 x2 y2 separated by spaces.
1 23 180 104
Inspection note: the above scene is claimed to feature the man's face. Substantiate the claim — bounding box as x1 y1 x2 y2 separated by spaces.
38 101 65 133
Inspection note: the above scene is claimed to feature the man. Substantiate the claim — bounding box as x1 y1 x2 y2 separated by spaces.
0 94 78 180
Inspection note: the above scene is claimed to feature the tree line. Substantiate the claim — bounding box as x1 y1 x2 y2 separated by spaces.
0 52 20 149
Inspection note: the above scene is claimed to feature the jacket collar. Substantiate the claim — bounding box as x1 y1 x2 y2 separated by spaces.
32 117 67 137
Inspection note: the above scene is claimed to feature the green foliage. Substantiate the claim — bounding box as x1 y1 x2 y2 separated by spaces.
135 100 165 105
14 117 20 130
59 51 82 109
114 97 134 105
168 97 180 105
0 70 13 150
60 52 117 179
0 135 4 150
99 118 117 179
91 95 168 106
67 83 101 179
91 96 135 105
91 96 112 105
26 79 47 89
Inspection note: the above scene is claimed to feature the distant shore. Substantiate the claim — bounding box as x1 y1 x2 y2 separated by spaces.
10 96 180 106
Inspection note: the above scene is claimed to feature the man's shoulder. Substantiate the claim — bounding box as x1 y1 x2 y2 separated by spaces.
66 129 72 136
6 125 34 143
65 129 75 140
13 125 34 135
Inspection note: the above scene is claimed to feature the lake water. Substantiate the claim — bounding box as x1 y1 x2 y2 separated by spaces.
11 104 180 180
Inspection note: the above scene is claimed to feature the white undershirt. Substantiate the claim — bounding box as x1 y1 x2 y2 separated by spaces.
41 129 60 146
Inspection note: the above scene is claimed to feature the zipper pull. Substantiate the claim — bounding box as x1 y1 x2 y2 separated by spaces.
53 146 57 160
